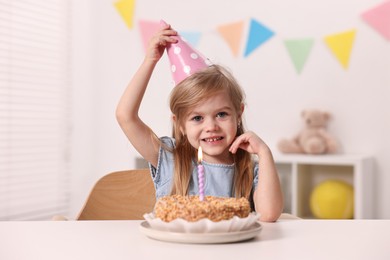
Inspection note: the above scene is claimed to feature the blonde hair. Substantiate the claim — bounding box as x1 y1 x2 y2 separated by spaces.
168 64 254 199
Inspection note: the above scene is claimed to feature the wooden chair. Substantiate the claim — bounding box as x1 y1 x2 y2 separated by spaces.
76 169 156 220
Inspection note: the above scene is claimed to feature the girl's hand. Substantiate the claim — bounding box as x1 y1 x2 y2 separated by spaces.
145 24 178 63
229 131 269 155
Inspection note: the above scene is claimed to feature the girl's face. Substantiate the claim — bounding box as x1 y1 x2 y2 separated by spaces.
182 91 240 164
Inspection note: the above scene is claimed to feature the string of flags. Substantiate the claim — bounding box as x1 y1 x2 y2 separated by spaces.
113 0 390 74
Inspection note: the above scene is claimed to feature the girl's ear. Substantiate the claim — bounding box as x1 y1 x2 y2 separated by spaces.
238 103 245 121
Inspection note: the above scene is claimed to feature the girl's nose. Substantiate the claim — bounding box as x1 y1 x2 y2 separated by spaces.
204 118 218 132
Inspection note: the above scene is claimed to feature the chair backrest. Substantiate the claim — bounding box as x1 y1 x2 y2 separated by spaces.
77 169 156 220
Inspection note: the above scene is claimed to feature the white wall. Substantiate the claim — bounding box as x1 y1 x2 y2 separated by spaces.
70 0 390 218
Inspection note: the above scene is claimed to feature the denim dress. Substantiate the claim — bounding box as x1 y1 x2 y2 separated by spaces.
148 136 259 200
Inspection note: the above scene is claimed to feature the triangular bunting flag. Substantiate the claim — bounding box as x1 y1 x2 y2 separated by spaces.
244 18 274 57
324 30 356 69
361 0 390 41
138 20 161 52
283 38 315 74
217 20 245 57
113 0 136 29
179 31 202 48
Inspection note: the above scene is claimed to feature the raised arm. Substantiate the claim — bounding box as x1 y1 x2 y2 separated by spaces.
116 24 178 167
229 131 284 222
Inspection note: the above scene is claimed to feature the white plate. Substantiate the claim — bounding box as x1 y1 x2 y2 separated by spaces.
143 212 260 233
139 221 262 244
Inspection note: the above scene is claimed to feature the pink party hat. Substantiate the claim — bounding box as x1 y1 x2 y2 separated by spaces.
160 20 211 86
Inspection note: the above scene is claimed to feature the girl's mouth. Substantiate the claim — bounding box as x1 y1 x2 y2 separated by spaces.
202 137 224 142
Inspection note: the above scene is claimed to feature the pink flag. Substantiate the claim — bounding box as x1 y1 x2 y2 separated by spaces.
361 1 390 41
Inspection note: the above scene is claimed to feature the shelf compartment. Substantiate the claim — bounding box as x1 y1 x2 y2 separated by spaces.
296 164 354 218
274 154 374 219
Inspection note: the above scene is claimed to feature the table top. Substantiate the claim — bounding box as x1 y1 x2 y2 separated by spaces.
0 218 389 260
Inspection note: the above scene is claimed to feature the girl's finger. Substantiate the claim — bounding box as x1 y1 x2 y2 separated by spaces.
161 29 177 36
229 137 242 153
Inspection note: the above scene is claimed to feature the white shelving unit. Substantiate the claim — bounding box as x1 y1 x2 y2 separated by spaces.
274 154 374 219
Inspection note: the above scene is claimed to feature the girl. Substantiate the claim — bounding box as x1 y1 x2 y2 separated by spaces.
116 23 283 222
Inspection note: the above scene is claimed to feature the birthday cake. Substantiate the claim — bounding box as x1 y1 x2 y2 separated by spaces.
153 195 251 222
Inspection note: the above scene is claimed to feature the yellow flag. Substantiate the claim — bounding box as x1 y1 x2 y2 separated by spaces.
114 0 136 29
324 30 356 69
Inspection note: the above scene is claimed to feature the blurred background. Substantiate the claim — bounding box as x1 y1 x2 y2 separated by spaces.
1 0 389 220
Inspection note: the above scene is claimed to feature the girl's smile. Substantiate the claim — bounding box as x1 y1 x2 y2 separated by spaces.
202 136 224 143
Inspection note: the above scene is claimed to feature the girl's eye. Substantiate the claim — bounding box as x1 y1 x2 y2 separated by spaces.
216 112 228 118
191 116 203 122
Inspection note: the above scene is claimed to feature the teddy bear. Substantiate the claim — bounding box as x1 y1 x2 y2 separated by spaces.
278 109 339 154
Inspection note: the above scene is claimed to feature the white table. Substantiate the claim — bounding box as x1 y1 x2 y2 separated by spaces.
0 219 389 260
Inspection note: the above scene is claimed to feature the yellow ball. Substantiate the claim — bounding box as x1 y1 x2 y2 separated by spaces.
310 180 354 219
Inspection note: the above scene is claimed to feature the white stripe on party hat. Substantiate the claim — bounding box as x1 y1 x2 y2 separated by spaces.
160 20 212 86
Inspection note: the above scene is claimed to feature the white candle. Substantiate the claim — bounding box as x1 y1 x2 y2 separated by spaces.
197 147 205 201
